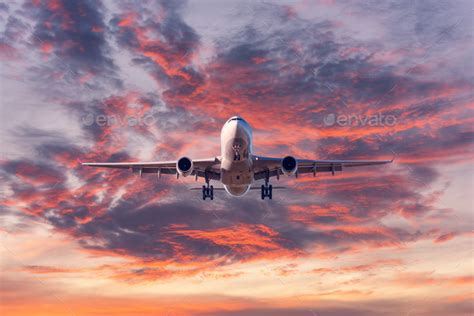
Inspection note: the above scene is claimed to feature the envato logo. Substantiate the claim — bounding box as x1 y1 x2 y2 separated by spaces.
82 113 157 127
323 113 397 127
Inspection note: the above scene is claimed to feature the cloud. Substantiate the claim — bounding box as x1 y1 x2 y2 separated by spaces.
109 0 203 99
1 1 473 314
20 0 122 93
2 0 470 275
311 258 402 275
0 14 28 60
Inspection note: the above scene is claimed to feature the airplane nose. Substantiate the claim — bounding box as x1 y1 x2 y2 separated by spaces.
227 119 242 129
236 120 247 135
222 117 250 139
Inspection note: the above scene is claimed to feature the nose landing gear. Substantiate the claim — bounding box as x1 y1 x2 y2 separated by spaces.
232 144 241 161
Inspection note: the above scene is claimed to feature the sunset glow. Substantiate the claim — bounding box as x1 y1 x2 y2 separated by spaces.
1 0 473 315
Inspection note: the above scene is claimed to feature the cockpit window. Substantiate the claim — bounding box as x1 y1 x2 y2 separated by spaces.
227 117 243 123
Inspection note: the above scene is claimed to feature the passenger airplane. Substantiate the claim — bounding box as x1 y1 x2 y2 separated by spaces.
83 116 392 200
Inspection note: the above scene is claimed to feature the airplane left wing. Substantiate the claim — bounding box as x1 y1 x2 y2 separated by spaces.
253 156 392 180
82 157 221 180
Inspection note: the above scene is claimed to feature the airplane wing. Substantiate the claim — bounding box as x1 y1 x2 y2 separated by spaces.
82 157 221 180
253 156 392 180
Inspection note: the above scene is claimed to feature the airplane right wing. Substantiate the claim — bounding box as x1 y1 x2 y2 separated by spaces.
82 157 222 180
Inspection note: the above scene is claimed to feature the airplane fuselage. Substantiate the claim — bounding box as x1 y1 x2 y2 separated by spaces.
220 116 254 196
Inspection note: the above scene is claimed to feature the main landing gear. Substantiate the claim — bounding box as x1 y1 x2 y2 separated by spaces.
202 184 214 200
202 174 213 200
261 183 272 200
261 171 272 200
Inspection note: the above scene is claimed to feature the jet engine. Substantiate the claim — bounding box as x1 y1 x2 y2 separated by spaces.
281 156 298 176
176 157 193 177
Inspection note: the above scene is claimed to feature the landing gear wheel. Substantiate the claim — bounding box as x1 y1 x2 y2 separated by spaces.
261 183 273 200
202 183 214 200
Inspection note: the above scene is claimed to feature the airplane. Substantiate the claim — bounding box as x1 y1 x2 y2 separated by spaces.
83 116 392 200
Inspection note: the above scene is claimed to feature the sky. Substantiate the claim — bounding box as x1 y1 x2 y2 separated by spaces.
0 0 473 315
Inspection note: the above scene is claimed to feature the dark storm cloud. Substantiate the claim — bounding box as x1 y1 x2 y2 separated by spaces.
33 142 83 162
77 201 230 259
223 44 268 66
208 20 338 103
397 99 450 120
188 0 473 136
350 0 471 47
66 92 220 162
30 1 107 64
382 124 474 160
0 14 28 59
312 90 474 162
1 14 28 42
25 0 121 89
0 3 9 13
109 0 203 98
189 1 466 131
407 165 439 185
1 0 472 275
63 187 423 262
1 159 66 187
4 139 421 261
78 198 245 256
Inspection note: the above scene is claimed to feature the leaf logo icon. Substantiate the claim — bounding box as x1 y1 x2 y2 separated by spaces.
324 113 336 126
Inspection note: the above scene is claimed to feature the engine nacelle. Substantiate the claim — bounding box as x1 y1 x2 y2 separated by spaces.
176 157 193 177
281 156 298 176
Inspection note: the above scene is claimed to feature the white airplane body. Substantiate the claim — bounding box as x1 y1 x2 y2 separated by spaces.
83 116 391 200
